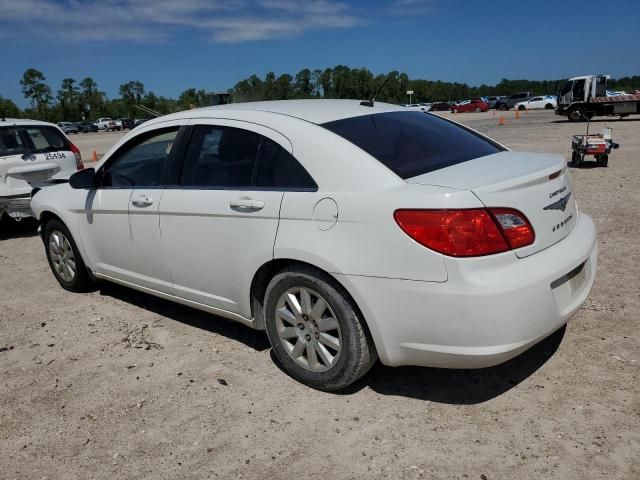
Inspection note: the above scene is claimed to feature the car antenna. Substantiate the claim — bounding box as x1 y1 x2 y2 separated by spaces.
360 75 393 107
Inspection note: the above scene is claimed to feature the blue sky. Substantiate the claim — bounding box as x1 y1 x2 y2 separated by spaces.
1 0 639 107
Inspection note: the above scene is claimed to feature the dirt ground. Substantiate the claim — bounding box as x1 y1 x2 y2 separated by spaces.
1 110 638 479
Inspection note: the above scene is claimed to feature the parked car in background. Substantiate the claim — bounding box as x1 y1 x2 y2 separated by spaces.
1 118 82 220
515 95 557 111
57 122 79 134
404 104 430 112
119 118 135 130
419 103 432 112
95 118 119 131
31 100 596 391
451 98 490 113
495 92 534 111
133 118 149 127
486 96 507 109
429 102 451 111
76 122 99 133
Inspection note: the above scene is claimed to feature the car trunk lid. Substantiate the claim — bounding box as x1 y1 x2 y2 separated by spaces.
406 151 576 257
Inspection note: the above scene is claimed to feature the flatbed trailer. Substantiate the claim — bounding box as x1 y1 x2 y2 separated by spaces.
556 75 640 122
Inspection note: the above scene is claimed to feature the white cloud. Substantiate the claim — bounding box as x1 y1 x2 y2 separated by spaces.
0 0 363 43
389 0 435 16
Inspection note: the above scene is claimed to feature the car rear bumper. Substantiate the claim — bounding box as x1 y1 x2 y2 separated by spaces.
337 211 597 368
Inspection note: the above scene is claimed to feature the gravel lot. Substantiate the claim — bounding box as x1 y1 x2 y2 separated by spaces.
1 110 638 479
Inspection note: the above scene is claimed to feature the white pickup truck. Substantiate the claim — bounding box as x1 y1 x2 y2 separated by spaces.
1 118 82 220
94 117 120 131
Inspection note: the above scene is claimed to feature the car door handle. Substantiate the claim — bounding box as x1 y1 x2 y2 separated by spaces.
230 197 265 212
131 194 154 207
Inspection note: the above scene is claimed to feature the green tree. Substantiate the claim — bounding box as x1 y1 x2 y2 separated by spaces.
177 88 213 109
20 68 52 116
79 77 104 119
0 96 22 118
119 81 145 104
294 69 312 97
57 78 80 120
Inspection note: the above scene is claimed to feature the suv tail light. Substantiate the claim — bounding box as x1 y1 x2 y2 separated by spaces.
69 142 84 170
394 208 534 257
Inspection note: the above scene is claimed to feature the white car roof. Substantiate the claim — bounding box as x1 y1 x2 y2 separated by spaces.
0 118 58 128
147 99 406 127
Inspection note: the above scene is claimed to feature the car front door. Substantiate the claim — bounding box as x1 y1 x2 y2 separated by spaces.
158 121 291 319
79 123 183 293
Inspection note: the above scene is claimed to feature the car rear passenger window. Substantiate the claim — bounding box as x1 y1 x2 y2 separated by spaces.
181 126 261 187
323 111 503 179
0 126 67 156
101 127 178 187
256 139 317 190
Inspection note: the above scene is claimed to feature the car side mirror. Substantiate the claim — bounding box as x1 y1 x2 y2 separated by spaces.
69 168 97 189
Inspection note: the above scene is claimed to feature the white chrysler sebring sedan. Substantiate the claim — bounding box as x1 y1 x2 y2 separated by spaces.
31 100 597 391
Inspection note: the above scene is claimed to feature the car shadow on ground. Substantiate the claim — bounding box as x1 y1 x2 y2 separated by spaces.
97 281 565 403
353 326 566 404
98 282 271 352
269 326 566 404
568 162 602 169
0 217 39 240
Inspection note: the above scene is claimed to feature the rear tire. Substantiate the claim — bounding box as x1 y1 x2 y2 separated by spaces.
598 154 609 167
569 109 585 122
498 104 508 111
43 219 95 292
545 103 553 109
264 266 377 391
571 151 584 167
518 105 525 111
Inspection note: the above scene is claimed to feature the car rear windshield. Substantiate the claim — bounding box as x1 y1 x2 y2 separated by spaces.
323 111 504 179
0 125 68 157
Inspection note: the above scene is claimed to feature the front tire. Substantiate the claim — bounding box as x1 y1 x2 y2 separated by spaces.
44 219 95 292
264 266 377 391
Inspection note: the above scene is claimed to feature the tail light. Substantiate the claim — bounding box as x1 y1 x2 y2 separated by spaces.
489 208 535 249
69 142 84 170
394 208 534 257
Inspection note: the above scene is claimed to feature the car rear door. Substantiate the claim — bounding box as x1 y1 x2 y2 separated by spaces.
79 122 184 293
158 121 289 319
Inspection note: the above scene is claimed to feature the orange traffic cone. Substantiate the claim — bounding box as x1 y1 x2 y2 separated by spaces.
515 109 520 119
92 149 98 162
498 116 505 126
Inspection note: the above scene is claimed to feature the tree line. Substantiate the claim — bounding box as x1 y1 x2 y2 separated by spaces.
2 67 639 122
0 68 218 122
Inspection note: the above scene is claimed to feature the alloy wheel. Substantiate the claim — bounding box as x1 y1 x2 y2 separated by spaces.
49 230 76 283
275 287 342 373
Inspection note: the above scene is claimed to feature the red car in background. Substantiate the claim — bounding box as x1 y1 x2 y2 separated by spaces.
451 98 490 113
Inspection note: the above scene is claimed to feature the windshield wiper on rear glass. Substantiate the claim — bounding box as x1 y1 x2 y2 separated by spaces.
20 146 61 159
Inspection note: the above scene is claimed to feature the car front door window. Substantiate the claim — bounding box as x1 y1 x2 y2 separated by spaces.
101 129 178 188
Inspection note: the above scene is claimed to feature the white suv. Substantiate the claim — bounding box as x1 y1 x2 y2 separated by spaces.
1 118 82 220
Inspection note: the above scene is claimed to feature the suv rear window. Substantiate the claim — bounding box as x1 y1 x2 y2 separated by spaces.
0 126 68 157
322 111 504 179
